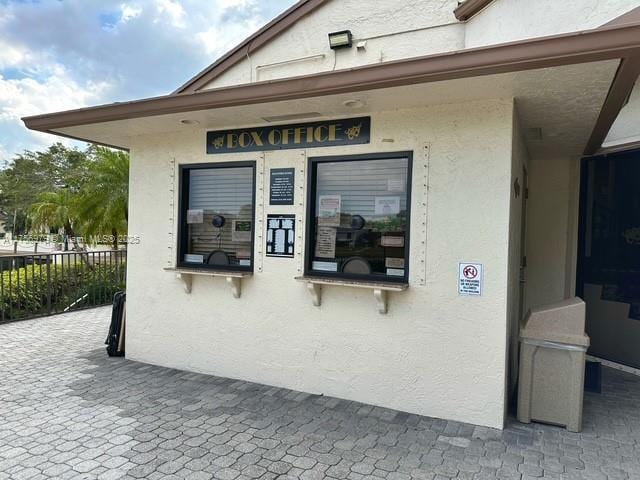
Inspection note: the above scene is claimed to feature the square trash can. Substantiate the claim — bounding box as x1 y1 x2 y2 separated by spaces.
517 298 590 432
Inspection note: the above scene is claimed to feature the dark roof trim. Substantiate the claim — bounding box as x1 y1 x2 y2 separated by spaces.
585 53 640 155
23 22 640 156
453 0 495 21
174 0 328 94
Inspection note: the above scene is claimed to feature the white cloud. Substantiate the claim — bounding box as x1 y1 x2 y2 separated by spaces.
120 3 143 23
0 66 109 157
0 0 296 160
196 19 262 56
0 68 110 121
0 40 30 69
154 0 187 28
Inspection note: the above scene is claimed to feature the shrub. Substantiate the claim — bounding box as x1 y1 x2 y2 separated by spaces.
0 260 125 321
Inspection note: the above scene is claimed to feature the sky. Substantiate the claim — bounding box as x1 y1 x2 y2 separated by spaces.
0 0 296 166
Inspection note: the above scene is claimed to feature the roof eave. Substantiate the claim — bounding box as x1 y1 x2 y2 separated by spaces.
23 22 640 155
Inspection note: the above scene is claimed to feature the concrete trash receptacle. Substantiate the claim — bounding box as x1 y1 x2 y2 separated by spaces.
517 298 590 432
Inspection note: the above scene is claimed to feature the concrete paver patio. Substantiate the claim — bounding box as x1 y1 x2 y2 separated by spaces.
0 307 639 480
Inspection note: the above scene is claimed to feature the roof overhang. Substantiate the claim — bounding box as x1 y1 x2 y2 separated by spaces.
22 22 640 156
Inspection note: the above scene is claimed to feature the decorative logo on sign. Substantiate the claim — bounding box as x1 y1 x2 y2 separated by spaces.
206 117 371 154
212 136 225 149
345 123 362 140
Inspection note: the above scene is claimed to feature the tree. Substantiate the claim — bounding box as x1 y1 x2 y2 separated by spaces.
0 143 89 236
74 147 129 250
30 189 80 251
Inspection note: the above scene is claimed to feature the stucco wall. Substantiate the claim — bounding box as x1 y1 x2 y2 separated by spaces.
202 0 462 90
524 155 580 312
465 0 640 47
198 0 640 92
505 108 529 402
125 99 514 429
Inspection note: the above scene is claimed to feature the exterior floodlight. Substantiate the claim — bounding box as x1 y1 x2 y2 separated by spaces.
328 30 352 49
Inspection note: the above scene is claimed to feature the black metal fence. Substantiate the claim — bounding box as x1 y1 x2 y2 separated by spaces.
0 250 126 322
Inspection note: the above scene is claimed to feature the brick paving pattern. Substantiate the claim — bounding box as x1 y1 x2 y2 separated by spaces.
0 307 639 479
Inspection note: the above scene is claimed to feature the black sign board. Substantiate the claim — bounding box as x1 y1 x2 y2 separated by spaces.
270 168 295 205
207 117 370 154
266 215 295 258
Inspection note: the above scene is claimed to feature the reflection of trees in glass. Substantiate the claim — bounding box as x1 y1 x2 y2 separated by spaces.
367 213 407 233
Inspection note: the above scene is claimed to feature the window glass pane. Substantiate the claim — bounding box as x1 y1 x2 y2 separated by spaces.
183 166 254 268
310 157 409 280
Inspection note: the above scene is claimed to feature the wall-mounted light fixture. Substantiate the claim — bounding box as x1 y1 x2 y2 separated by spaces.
328 30 353 50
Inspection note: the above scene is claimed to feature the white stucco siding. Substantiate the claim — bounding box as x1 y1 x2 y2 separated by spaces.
505 107 529 401
524 155 580 312
125 98 514 429
202 0 462 90
466 0 640 48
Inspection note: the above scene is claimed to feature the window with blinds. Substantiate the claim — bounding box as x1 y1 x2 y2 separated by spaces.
306 153 412 282
178 162 255 271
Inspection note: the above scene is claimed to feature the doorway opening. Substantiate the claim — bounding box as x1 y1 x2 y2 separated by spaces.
577 149 640 369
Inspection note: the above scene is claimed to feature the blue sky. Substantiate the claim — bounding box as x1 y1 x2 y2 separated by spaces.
0 0 296 165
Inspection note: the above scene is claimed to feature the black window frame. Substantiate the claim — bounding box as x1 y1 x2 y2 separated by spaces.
304 151 413 284
177 161 257 273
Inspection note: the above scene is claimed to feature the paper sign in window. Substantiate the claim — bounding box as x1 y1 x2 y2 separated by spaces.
315 226 337 258
186 209 204 224
375 197 401 216
385 257 405 268
312 261 338 272
381 235 404 247
232 220 252 242
184 254 204 263
318 195 341 226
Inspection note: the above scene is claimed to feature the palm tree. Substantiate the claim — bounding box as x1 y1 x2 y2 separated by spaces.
30 189 80 251
75 147 129 250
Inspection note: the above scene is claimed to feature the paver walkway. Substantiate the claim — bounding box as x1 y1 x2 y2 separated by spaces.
0 308 639 480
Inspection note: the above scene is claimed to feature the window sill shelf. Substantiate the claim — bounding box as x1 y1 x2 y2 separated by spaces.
164 267 252 298
294 276 408 314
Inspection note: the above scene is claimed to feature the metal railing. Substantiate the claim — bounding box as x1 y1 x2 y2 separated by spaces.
0 250 126 322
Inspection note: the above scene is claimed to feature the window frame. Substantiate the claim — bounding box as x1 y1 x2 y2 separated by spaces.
177 161 257 273
304 151 413 284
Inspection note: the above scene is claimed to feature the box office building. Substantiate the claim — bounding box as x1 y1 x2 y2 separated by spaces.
24 0 640 429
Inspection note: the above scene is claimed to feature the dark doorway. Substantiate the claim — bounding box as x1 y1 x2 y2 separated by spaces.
577 150 640 369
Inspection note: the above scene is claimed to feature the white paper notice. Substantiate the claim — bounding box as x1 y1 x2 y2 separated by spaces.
231 220 252 242
318 195 341 226
386 268 405 277
312 261 338 272
385 257 405 268
375 197 400 215
186 209 203 224
184 254 204 263
381 236 404 247
315 226 337 258
275 229 286 254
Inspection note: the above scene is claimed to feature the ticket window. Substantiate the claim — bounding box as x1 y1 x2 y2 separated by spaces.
178 162 256 271
305 152 412 283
